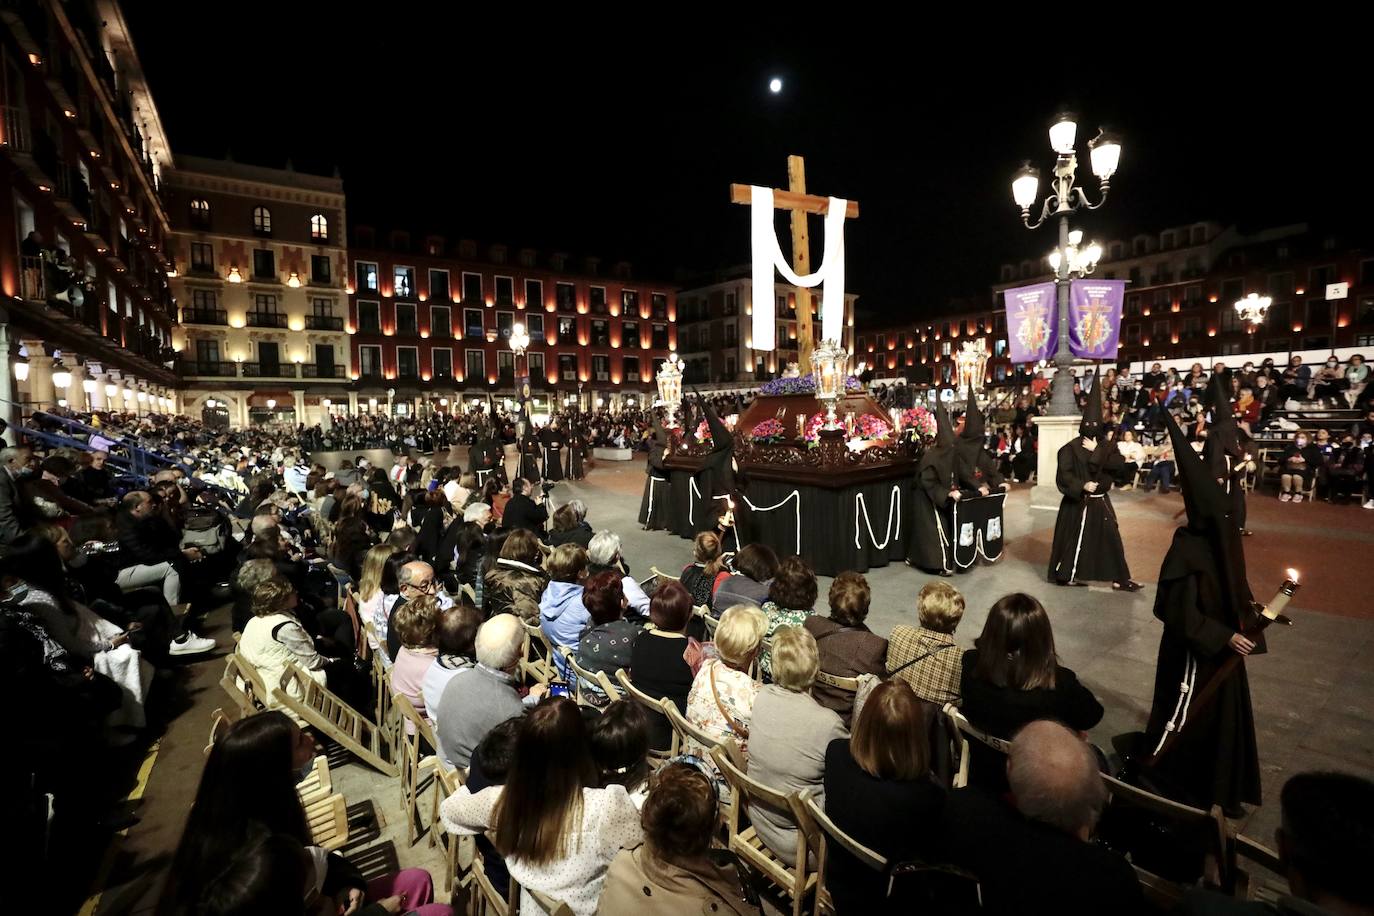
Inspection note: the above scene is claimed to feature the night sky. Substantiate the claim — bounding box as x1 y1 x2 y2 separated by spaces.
125 12 1364 323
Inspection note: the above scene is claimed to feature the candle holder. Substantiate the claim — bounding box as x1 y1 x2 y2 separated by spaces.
656 354 685 428
811 338 848 429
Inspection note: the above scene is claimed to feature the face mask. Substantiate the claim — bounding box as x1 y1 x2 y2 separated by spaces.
361 488 370 499
1296 439 1308 447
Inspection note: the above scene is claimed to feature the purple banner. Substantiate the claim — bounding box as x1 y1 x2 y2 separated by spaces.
1003 282 1058 364
1068 279 1125 359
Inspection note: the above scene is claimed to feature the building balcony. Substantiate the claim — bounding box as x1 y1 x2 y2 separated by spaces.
305 315 344 331
300 363 345 379
178 360 239 378
247 312 288 329
182 307 229 326
1 104 31 153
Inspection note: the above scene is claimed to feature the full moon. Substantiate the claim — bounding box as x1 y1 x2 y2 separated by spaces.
769 77 783 94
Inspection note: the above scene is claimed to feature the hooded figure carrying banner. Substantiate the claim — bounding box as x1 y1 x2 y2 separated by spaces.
638 408 671 530
1046 368 1142 590
693 394 749 550
1140 410 1263 815
905 406 960 575
1202 373 1254 537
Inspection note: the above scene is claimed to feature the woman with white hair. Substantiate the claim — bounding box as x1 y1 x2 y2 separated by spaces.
587 530 651 617
436 502 491 593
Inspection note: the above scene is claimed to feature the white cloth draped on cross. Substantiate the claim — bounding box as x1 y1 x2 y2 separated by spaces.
750 185 849 351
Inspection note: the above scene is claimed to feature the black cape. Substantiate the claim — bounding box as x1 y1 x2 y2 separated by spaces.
907 410 960 573
1046 438 1130 584
517 433 541 482
564 430 586 480
539 428 566 482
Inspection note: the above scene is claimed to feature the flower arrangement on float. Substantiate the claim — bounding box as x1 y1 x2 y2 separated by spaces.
695 419 712 443
758 375 865 397
898 406 937 438
749 418 787 444
855 413 892 440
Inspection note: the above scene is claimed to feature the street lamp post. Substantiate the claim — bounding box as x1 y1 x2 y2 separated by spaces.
1013 113 1120 509
1012 112 1121 415
510 322 531 433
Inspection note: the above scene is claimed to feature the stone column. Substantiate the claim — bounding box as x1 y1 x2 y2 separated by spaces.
1028 414 1081 511
294 390 306 425
0 318 16 444
22 340 54 415
347 391 359 416
87 365 107 411
66 363 88 413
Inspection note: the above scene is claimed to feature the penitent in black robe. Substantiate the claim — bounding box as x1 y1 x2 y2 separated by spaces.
639 418 671 530
564 430 587 480
907 447 960 574
1046 438 1131 584
539 428 566 482
517 433 541 483
1141 529 1262 810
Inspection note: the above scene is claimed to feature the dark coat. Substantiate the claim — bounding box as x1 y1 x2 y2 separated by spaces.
500 493 547 536
482 558 548 623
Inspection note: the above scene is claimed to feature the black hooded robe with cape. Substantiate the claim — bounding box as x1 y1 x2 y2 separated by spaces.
1202 373 1249 532
638 411 671 530
695 397 750 548
1046 370 1132 584
539 426 566 482
564 425 587 480
517 431 542 483
955 390 1005 492
1141 413 1262 811
906 408 961 573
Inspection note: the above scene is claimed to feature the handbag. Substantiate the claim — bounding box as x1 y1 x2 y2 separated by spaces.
709 662 750 740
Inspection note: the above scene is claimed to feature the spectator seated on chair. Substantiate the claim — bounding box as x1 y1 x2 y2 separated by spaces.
540 544 591 676
686 603 769 768
939 720 1142 915
440 696 643 916
629 580 698 752
589 699 652 808
804 571 888 727
680 531 729 610
356 543 400 653
173 711 452 916
390 595 441 731
1278 434 1321 504
420 600 481 721
600 762 760 915
712 542 779 612
587 530 652 619
758 556 820 681
823 679 947 914
959 593 1102 796
575 570 642 703
481 527 548 623
747 624 847 868
885 580 966 707
436 613 546 769
546 499 594 549
1177 770 1374 916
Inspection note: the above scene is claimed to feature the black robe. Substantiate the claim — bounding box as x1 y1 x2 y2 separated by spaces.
469 437 506 486
1046 438 1131 584
955 439 1004 492
539 429 566 482
564 431 587 480
906 447 959 573
517 434 542 483
639 420 671 530
1141 529 1262 810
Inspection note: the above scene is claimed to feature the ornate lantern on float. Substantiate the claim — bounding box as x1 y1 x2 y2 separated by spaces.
811 338 849 428
656 353 685 427
955 338 990 398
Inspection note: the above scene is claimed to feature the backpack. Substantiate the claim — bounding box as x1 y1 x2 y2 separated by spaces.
181 507 227 555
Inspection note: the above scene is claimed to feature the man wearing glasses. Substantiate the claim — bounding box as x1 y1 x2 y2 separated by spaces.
384 560 452 658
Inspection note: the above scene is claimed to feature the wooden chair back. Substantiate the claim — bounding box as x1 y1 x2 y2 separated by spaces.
393 693 440 846
275 661 399 776
709 742 815 916
220 653 265 719
1102 772 1230 891
523 884 576 916
559 646 621 706
614 668 680 761
519 619 557 687
943 703 1010 789
694 605 719 639
793 789 885 916
1231 833 1283 901
814 670 861 693
649 565 680 582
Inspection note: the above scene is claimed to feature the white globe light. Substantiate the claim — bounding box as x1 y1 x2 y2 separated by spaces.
769 77 782 94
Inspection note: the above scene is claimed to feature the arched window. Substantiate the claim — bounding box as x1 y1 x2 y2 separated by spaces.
190 198 210 227
310 213 328 240
253 206 272 235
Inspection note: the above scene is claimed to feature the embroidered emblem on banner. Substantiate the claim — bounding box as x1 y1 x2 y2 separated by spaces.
959 523 975 547
987 518 1002 542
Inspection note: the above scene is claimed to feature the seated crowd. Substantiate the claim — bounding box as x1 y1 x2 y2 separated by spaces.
12 406 1372 915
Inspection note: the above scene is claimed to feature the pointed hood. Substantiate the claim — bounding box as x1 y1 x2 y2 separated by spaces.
1079 367 1103 437
935 406 955 448
1203 372 1242 479
1161 411 1256 628
960 387 985 442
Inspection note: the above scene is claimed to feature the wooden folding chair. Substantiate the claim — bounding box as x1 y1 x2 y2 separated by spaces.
275 662 399 776
362 621 398 759
522 885 575 916
694 605 719 640
649 565 680 582
793 788 884 916
1230 833 1284 902
393 693 440 846
431 763 475 894
614 668 680 762
814 670 860 693
709 743 815 916
943 703 1010 789
519 619 557 687
1102 772 1230 892
661 695 733 763
463 832 511 916
303 791 351 851
220 654 264 719
558 646 621 706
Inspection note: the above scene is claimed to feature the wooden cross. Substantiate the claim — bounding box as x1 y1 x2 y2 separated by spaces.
730 154 859 373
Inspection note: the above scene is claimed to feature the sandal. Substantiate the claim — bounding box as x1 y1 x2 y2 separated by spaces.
1113 580 1143 592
